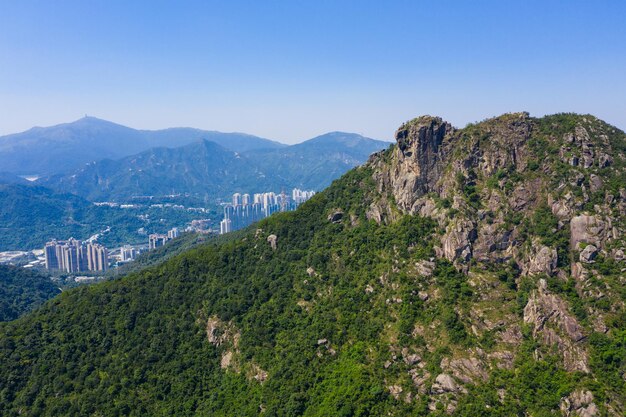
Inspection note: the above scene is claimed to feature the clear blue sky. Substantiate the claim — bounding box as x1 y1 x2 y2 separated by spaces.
1 1 625 143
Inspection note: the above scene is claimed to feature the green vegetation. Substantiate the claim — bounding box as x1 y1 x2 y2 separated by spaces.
523 205 570 267
0 183 218 251
0 265 60 321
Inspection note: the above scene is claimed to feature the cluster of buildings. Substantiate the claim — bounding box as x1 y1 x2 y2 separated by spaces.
148 227 180 250
42 227 182 274
291 188 316 205
220 189 315 234
44 238 109 273
186 219 212 233
120 245 142 262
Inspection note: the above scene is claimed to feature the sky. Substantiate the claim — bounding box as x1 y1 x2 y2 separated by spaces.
1 0 625 143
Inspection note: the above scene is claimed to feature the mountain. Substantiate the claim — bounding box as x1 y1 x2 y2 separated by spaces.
0 172 29 185
0 265 60 321
0 180 222 251
39 133 389 201
0 182 203 251
145 128 285 153
0 113 624 416
0 182 98 250
0 117 284 175
243 131 391 191
37 140 276 201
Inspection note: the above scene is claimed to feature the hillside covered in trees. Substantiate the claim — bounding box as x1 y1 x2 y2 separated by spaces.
0 265 60 322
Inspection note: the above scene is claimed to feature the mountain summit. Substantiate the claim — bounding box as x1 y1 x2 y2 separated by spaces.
0 113 624 416
0 117 283 175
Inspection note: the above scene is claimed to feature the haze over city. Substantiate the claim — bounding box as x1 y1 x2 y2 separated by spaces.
1 0 625 142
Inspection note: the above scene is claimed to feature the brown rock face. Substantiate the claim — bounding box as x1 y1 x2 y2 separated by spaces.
570 215 607 249
374 116 454 213
442 219 477 263
524 240 558 276
360 113 625 411
523 280 589 372
560 389 599 417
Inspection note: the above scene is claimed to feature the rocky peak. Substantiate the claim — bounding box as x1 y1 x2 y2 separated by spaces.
370 116 454 213
368 112 625 266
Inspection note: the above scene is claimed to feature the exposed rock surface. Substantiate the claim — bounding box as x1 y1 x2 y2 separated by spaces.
523 280 589 372
431 373 459 394
525 241 558 276
328 210 344 223
570 215 607 249
441 355 488 385
363 112 625 413
383 116 454 212
560 390 599 417
579 245 598 263
442 220 476 263
206 316 242 373
267 234 277 250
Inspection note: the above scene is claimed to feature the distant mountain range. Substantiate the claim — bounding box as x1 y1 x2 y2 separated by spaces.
30 126 388 201
0 117 285 175
38 139 275 201
0 180 152 251
243 131 389 191
0 182 106 249
0 118 388 250
0 180 218 251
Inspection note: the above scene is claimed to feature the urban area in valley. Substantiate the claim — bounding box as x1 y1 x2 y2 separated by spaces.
0 188 315 283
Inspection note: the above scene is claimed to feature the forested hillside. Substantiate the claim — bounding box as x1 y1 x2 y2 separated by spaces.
0 113 624 416
0 265 60 321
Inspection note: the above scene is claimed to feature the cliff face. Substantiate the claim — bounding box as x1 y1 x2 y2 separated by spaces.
369 112 624 270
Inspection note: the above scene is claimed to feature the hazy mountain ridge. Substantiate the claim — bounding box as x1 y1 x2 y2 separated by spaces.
243 131 390 191
0 181 214 251
0 117 284 175
0 113 624 416
37 140 273 201
38 132 389 201
0 182 127 250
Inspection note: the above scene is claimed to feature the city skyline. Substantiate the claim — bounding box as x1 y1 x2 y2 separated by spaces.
220 189 316 234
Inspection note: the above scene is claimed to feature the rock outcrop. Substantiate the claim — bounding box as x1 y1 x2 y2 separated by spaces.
560 390 599 417
570 215 607 249
371 116 454 214
267 234 277 250
523 280 589 372
362 112 625 413
524 241 558 276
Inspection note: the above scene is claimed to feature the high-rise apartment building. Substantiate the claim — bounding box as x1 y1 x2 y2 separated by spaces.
167 227 179 240
219 189 315 235
220 218 232 235
44 241 60 270
121 245 138 262
148 234 168 250
44 239 109 272
232 193 242 206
